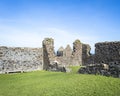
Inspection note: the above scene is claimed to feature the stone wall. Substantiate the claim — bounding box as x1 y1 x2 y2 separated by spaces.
42 38 66 72
78 63 120 78
95 41 120 64
0 46 43 73
78 41 120 78
42 38 55 70
56 40 82 66
0 38 119 74
56 45 73 66
82 44 91 65
72 40 82 66
57 46 64 56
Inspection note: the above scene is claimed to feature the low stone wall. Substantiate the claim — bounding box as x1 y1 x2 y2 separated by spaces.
78 63 120 78
0 46 43 73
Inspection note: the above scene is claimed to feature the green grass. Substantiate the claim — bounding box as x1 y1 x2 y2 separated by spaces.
69 66 81 73
0 69 120 96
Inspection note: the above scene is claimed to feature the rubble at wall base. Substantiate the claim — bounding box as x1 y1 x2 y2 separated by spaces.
78 62 120 78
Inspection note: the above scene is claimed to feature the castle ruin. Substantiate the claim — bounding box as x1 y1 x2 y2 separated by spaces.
0 38 120 75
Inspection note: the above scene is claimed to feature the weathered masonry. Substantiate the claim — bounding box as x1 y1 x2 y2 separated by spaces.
0 38 120 74
56 39 82 67
0 47 43 73
95 42 120 64
78 41 120 78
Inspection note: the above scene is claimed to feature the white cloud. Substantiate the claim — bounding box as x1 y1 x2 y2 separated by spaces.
0 23 98 53
0 25 43 48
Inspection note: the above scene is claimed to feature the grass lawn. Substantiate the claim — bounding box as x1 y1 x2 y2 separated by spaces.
0 67 120 96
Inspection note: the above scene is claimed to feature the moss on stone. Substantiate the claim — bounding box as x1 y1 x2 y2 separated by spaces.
45 38 53 43
74 39 81 44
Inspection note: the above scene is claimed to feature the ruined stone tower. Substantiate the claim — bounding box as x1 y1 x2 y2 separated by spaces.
72 39 82 66
42 38 55 70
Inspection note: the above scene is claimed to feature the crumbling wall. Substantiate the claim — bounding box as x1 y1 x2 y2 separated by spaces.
0 46 43 73
82 44 91 65
42 38 66 72
56 40 83 66
56 45 73 66
42 38 55 70
78 41 120 78
78 63 120 78
82 44 95 65
1 37 119 74
95 41 120 64
57 46 64 56
72 40 82 66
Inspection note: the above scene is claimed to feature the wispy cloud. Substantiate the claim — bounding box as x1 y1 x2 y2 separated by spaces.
0 0 120 54
0 23 98 53
0 17 100 54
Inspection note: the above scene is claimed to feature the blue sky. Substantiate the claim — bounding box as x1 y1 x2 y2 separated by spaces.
0 0 120 53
